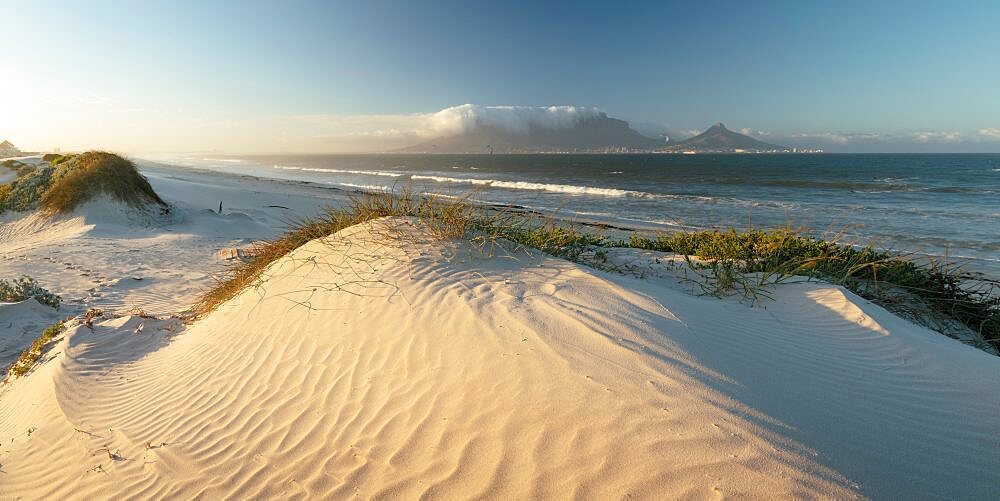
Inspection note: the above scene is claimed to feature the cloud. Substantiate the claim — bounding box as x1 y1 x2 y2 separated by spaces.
911 131 962 142
790 132 885 144
287 104 606 142
738 128 770 138
421 104 605 136
780 128 1000 152
251 104 612 151
978 128 1000 140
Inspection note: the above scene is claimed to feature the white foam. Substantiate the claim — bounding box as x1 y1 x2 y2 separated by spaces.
331 182 394 192
200 157 243 163
274 165 404 177
408 174 649 197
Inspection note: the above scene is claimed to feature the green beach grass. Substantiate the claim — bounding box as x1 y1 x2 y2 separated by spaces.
195 191 999 350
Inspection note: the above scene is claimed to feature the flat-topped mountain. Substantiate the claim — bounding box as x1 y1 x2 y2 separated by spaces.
399 112 664 153
663 123 791 153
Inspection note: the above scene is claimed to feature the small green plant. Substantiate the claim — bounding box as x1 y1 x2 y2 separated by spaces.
0 164 54 212
0 275 61 309
6 321 65 378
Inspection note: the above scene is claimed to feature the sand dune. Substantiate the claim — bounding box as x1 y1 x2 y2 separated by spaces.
0 298 61 370
2 216 997 499
0 160 337 317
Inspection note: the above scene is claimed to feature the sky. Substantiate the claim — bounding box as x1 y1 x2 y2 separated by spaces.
1 0 999 153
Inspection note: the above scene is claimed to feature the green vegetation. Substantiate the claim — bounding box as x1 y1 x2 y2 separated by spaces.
6 321 65 378
0 151 167 214
0 276 61 309
0 164 54 212
628 229 999 345
195 191 999 350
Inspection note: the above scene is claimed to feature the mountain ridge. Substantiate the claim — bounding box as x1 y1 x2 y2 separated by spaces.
663 123 791 152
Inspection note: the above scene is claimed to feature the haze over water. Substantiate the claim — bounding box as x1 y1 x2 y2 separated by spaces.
145 153 1000 275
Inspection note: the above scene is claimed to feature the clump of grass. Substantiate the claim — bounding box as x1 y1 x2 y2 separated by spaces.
0 275 61 309
5 321 64 378
41 151 167 213
0 151 166 215
194 192 426 316
630 229 1000 345
477 213 606 261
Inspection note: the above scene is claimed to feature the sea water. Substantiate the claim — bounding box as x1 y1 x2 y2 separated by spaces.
144 153 1000 275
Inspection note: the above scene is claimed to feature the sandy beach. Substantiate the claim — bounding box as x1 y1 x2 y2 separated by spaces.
0 157 996 499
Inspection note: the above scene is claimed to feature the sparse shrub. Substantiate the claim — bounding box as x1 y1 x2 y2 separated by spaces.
50 154 76 166
5 321 65 378
0 275 62 309
0 165 54 212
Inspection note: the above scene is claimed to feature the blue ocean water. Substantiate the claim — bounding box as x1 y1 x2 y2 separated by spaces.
145 153 1000 275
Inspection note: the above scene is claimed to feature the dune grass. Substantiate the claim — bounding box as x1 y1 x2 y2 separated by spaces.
0 275 61 309
194 191 478 316
194 191 999 350
5 321 65 379
0 151 167 215
41 151 167 213
628 229 999 345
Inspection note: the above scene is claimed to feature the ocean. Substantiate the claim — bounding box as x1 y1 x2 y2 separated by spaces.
143 153 1000 275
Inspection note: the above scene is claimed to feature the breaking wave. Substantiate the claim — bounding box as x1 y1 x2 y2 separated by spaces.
409 174 649 197
274 165 404 177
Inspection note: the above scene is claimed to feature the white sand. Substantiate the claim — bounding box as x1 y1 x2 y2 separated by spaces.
0 298 61 370
0 160 347 316
0 162 998 499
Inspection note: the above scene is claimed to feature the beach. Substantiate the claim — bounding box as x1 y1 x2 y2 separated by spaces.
1 157 999 499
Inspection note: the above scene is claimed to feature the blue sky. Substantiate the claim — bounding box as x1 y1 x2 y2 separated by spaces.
1 0 999 152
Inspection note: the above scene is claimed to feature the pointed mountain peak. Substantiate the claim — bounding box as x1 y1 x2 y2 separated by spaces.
663 122 791 152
